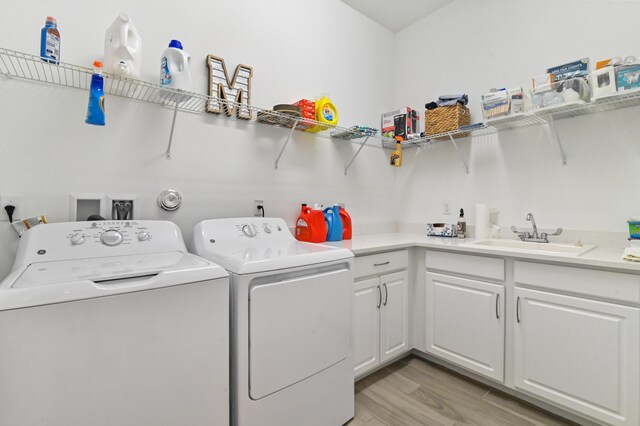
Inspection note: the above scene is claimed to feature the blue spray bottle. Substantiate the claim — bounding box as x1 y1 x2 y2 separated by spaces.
324 204 344 241
85 61 105 126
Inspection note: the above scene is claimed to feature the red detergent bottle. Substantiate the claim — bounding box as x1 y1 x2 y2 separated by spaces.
295 204 327 243
339 204 352 240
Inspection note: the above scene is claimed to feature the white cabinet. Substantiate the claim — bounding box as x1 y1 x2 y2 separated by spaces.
353 277 380 376
426 272 505 382
380 271 410 363
353 269 409 378
514 287 640 426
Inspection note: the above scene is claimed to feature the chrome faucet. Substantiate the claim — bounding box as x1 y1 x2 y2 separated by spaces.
526 213 538 240
511 213 562 243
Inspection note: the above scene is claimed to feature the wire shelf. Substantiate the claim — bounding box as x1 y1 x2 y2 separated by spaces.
380 123 492 149
0 47 377 143
485 113 547 131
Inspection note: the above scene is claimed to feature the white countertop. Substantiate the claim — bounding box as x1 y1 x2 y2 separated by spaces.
325 233 640 273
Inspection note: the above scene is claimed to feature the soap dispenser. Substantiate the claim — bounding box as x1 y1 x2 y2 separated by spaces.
456 208 466 239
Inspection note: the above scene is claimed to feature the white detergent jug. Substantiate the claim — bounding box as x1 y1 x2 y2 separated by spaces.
104 12 142 78
160 40 193 94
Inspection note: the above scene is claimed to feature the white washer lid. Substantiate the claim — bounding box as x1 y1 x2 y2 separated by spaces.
194 240 353 275
0 252 228 311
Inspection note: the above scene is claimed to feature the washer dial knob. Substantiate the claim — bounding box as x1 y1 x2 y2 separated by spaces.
242 224 257 238
101 230 124 246
70 233 85 245
263 224 272 234
137 231 150 241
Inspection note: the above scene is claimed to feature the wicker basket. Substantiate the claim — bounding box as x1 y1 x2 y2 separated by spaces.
424 104 470 139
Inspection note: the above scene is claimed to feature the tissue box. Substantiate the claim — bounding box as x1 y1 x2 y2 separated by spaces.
481 89 509 120
628 221 640 239
427 223 457 237
616 65 640 92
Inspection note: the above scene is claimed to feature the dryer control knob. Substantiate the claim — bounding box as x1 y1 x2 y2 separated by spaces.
101 230 124 246
242 224 257 237
137 231 150 241
70 233 85 245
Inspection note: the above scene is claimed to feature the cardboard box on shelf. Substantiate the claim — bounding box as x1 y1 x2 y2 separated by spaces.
616 64 640 92
381 107 420 138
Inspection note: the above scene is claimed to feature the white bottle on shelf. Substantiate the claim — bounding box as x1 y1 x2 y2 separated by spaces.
103 13 142 78
160 40 192 91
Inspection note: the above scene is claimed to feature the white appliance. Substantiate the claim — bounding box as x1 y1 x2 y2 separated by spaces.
0 220 230 426
193 217 354 426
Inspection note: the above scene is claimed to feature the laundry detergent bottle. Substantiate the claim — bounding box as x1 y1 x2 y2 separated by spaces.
40 16 61 63
339 204 352 240
160 39 193 100
306 96 338 133
324 204 344 241
85 61 106 126
295 204 327 243
104 12 142 78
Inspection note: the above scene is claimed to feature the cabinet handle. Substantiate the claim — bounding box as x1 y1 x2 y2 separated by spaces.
516 296 521 323
373 261 390 267
495 293 500 319
377 285 382 309
383 283 388 306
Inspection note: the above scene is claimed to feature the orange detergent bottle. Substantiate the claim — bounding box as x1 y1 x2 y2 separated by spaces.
339 204 352 240
295 204 327 243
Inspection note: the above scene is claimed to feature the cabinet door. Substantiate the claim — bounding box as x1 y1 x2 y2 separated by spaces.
426 272 505 382
514 287 639 426
353 277 381 377
379 270 409 363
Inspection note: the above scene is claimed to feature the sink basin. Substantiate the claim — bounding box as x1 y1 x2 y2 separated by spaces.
465 239 596 257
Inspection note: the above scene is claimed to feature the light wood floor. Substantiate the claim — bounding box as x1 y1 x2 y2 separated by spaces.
349 356 578 426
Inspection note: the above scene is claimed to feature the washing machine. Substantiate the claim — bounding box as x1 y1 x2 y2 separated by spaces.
0 220 230 426
193 217 355 426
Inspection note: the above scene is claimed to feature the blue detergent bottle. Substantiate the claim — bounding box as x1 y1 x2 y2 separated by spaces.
40 16 60 63
324 205 344 241
85 61 105 126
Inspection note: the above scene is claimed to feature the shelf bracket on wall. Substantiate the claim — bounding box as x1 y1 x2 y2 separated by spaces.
344 135 371 175
165 101 180 160
546 116 567 166
448 134 469 174
274 119 299 169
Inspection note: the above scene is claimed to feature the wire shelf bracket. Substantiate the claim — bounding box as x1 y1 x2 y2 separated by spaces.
274 119 299 169
344 135 371 175
165 101 180 159
546 116 567 166
448 134 470 174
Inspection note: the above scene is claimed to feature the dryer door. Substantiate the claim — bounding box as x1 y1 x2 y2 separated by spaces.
249 268 351 400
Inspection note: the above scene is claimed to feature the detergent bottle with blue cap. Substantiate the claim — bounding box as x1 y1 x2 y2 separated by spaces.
160 39 193 94
324 204 343 241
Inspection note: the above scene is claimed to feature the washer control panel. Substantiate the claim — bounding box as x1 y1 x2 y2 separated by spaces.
234 221 285 239
65 221 153 247
13 220 188 267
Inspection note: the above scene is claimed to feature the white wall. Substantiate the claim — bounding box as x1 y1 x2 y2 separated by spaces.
0 1 397 277
395 0 640 235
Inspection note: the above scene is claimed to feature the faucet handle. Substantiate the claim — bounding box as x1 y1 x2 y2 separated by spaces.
511 226 530 241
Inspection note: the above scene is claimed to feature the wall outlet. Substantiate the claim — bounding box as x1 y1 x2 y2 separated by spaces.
254 200 264 217
443 201 451 215
0 195 21 222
